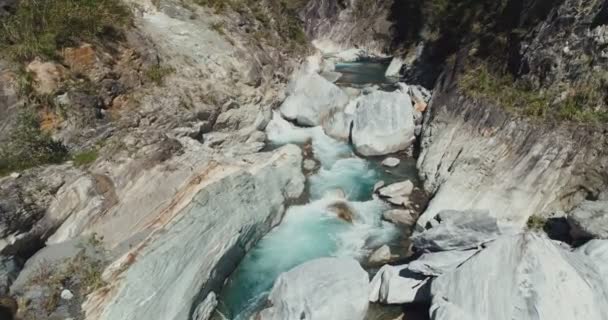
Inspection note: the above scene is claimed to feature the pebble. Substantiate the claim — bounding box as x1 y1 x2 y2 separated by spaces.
61 289 74 300
381 157 400 167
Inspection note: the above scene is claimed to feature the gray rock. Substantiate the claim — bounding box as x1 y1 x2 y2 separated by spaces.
412 210 520 252
369 264 431 304
373 181 385 193
382 209 415 228
322 110 353 141
351 91 415 156
320 71 343 83
0 256 20 294
83 145 306 320
303 159 317 171
280 72 349 126
381 157 400 167
407 250 478 277
568 200 608 240
430 233 608 320
384 58 403 78
576 239 608 280
378 180 414 199
61 289 74 300
192 292 217 320
258 257 369 320
368 245 392 265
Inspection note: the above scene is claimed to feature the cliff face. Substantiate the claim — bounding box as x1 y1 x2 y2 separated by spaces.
301 0 394 54
417 65 608 229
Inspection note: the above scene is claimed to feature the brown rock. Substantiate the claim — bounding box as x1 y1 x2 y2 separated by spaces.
63 44 107 80
26 59 67 94
327 201 354 223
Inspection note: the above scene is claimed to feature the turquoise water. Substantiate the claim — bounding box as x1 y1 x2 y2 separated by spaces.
335 61 397 86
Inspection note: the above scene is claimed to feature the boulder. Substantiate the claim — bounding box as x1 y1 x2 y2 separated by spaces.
369 264 431 304
0 256 20 295
351 90 415 156
430 233 608 320
407 250 478 277
322 110 353 141
381 157 400 167
26 59 67 94
412 210 520 252
258 257 369 320
382 209 415 228
378 180 414 200
280 72 349 126
368 245 392 265
385 58 403 77
576 239 608 279
567 200 608 240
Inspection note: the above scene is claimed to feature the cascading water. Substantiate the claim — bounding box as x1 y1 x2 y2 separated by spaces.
216 61 419 320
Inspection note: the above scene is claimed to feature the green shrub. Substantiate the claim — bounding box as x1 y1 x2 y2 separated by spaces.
145 64 174 85
526 215 547 231
0 0 131 61
0 111 69 176
73 149 99 166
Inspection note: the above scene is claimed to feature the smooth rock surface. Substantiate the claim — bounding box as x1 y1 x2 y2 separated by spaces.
368 245 392 265
351 90 415 156
381 157 400 167
84 145 305 320
258 257 369 320
430 233 608 320
378 180 414 199
369 264 431 304
382 209 415 228
567 200 608 239
280 72 349 126
412 210 520 251
407 250 478 277
385 58 403 77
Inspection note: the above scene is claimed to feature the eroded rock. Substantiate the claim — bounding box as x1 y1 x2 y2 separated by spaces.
568 200 608 240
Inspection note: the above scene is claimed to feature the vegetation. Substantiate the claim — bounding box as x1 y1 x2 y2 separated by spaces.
0 0 131 61
145 64 174 86
194 0 308 50
459 63 608 123
73 149 99 167
25 237 106 317
0 111 69 176
526 215 547 231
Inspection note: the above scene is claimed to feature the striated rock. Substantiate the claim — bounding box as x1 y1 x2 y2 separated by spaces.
280 72 349 126
369 264 431 304
381 157 400 167
258 257 369 320
412 210 520 251
192 293 217 320
382 209 415 229
351 90 415 156
407 250 478 277
430 233 608 320
576 239 608 279
26 59 67 94
567 200 608 240
0 256 20 295
385 58 403 77
83 145 305 320
368 245 392 265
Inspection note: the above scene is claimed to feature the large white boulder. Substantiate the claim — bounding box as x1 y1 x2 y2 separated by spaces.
407 250 478 277
280 72 349 126
351 90 415 156
412 210 520 251
369 264 431 304
567 200 608 240
430 233 608 320
258 257 369 320
385 57 403 77
83 145 305 320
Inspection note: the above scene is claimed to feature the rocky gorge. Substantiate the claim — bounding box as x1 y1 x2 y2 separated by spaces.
1 0 608 319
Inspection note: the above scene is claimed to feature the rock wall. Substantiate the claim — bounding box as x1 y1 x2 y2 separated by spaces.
301 0 394 54
416 68 608 230
83 145 304 320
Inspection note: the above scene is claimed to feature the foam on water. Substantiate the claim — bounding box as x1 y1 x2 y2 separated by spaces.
217 112 401 319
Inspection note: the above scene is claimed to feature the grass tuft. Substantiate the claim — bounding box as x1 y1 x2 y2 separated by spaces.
0 0 131 61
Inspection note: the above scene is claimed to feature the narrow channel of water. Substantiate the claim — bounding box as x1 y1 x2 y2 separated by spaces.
216 60 419 320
